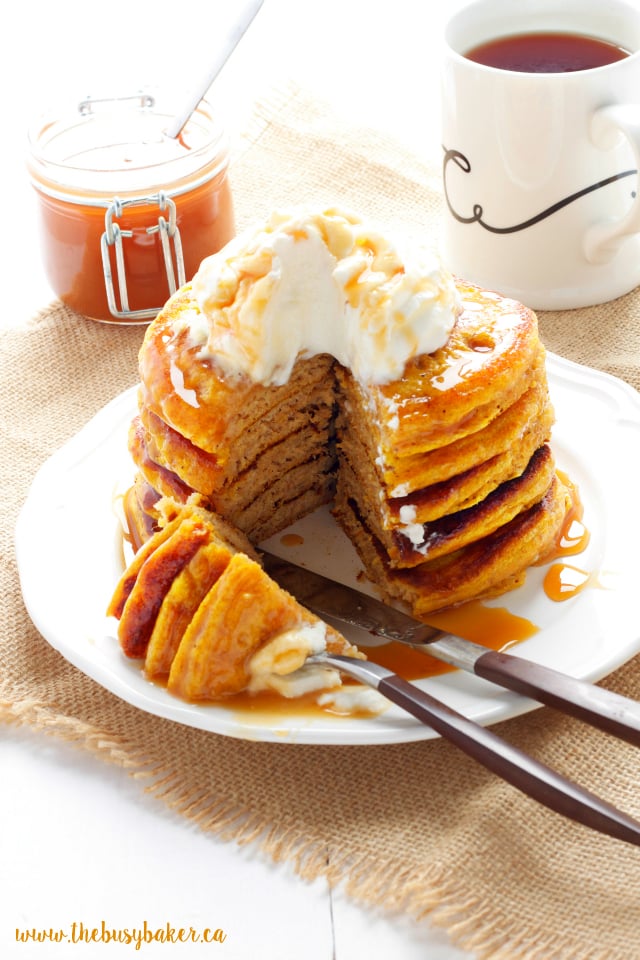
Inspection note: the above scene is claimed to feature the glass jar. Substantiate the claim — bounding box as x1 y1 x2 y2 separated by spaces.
27 91 235 323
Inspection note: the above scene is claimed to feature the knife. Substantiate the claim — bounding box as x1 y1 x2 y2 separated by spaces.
261 550 640 747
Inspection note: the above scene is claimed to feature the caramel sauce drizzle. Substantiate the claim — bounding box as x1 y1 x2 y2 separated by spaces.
539 470 592 602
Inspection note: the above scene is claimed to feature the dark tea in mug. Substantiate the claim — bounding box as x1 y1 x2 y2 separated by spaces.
465 31 630 72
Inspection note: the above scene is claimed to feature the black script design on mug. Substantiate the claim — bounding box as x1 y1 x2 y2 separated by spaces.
442 148 637 233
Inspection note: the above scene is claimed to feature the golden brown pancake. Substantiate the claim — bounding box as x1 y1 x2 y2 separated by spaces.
336 444 557 568
334 474 570 616
335 282 545 461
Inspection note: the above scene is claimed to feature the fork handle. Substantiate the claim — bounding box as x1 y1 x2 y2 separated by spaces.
321 654 640 847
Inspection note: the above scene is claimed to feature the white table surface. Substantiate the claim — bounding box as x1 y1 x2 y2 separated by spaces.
2 1 489 956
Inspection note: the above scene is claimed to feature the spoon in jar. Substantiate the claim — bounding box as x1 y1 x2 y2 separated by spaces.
164 0 265 140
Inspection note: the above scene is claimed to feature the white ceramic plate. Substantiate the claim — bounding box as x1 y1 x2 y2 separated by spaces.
16 354 640 745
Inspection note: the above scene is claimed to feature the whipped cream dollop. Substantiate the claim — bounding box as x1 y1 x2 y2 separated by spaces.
246 620 388 715
187 206 460 386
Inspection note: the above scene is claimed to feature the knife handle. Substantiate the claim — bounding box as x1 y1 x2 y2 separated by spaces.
473 650 640 747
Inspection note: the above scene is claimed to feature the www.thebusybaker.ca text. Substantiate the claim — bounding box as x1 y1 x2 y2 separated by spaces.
16 920 228 949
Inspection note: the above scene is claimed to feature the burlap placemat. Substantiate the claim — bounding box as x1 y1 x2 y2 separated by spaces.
3 84 640 960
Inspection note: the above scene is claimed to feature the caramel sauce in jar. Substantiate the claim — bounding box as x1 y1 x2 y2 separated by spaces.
27 91 235 323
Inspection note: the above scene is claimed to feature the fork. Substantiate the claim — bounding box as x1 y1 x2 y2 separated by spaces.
309 651 640 848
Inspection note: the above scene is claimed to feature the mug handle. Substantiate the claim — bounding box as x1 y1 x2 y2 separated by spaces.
585 104 640 264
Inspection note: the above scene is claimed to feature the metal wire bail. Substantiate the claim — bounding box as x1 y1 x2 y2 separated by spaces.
78 92 156 116
100 192 186 321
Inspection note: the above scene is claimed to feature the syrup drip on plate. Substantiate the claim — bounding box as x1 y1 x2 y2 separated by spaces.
540 470 593 601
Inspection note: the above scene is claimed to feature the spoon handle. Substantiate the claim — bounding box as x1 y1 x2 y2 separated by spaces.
316 653 640 848
165 0 264 139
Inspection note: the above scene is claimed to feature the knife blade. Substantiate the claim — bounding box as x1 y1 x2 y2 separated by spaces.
261 550 640 746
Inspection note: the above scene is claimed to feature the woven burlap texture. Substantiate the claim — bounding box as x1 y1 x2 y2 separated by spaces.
3 84 640 960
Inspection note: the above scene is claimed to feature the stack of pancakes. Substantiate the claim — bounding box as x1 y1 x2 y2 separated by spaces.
125 278 568 621
334 280 567 615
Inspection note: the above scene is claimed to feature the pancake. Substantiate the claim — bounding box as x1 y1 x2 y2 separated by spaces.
343 365 553 496
334 473 570 615
336 443 558 568
337 394 554 527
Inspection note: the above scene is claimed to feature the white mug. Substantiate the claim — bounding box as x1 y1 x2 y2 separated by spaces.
441 0 640 309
